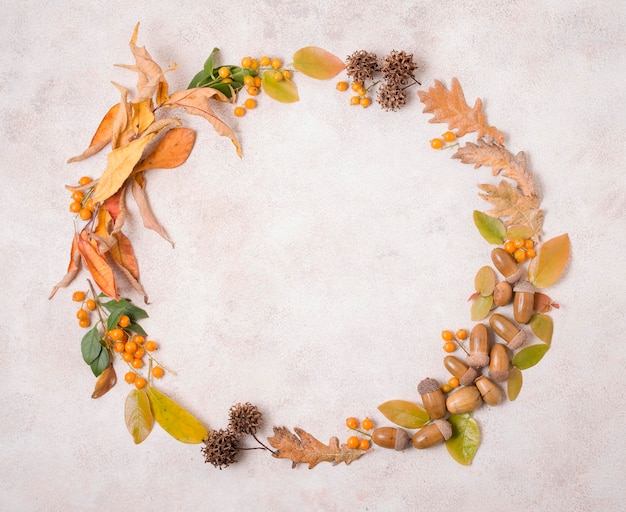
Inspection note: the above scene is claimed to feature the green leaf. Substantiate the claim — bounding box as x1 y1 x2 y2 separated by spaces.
125 389 154 444
473 211 506 244
474 266 497 296
102 298 148 332
377 400 430 429
528 233 570 289
81 327 103 365
471 294 493 321
507 367 523 401
188 69 209 89
128 322 147 337
90 348 110 377
261 70 299 103
506 224 535 241
512 344 550 370
292 47 345 80
203 47 220 76
147 386 208 444
529 313 553 344
445 413 480 465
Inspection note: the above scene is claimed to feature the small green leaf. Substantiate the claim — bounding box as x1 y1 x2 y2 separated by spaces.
512 344 550 370
507 367 523 401
188 69 209 89
506 224 535 241
292 47 345 80
147 386 208 444
471 294 493 321
377 400 430 429
474 266 497 296
529 313 553 344
528 233 570 289
81 327 103 365
261 70 299 103
102 298 148 325
445 413 480 465
125 389 154 444
203 47 220 76
90 348 109 377
128 322 147 337
473 211 506 244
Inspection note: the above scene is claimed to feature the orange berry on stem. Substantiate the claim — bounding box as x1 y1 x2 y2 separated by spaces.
124 341 138 353
78 208 92 221
241 56 252 68
85 299 96 311
118 315 131 328
113 342 125 353
151 366 164 379
134 377 147 389
244 75 255 87
234 106 246 117
78 318 90 328
514 248 527 263
218 66 231 78
524 239 534 249
78 176 92 186
430 138 444 150
336 81 348 92
441 330 454 341
359 97 371 108
346 417 359 429
109 328 123 341
442 131 456 142
525 248 536 258
131 358 143 369
145 341 158 352
349 96 361 106
122 352 133 363
514 239 524 249
270 58 282 69
443 341 456 353
259 55 271 67
131 335 145 345
76 308 88 320
124 371 136 384
133 348 145 359
359 438 371 450
69 201 81 213
72 291 85 302
244 98 256 109
351 82 363 92
361 418 373 431
504 241 516 254
282 69 292 79
71 191 84 202
448 377 460 388
346 436 360 449
247 86 260 96
455 328 468 340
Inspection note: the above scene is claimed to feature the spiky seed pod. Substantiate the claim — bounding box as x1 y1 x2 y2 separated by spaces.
380 50 417 87
201 429 239 470
228 402 263 436
345 50 379 84
377 82 407 111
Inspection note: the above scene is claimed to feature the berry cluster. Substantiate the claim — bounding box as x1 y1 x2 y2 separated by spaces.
345 416 374 450
72 290 96 328
430 131 457 150
68 176 96 221
336 80 372 108
503 238 536 264
440 329 469 392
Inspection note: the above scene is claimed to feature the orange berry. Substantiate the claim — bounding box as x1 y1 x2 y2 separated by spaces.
448 377 460 388
122 352 133 363
441 330 454 341
345 417 359 429
124 341 138 353
243 75 255 87
113 342 125 353
241 56 252 68
78 208 92 221
259 55 271 67
361 418 373 431
253 76 262 87
357 86 367 97
359 97 371 108
76 308 88 320
71 191 84 202
441 384 453 393
72 291 85 302
455 329 468 340
151 366 164 379
504 241 516 253
351 82 363 92
346 435 360 449
234 106 246 117
249 59 259 70
524 239 534 250
525 248 536 258
430 138 444 150
131 358 144 369
514 248 527 264
118 315 131 328
273 71 284 82
336 81 348 92
134 377 147 389
514 239 524 249
85 299 96 311
349 96 361 106
270 58 282 69
78 176 92 186
244 98 256 109
109 328 124 341
442 131 456 142
69 201 82 213
282 69 292 79
443 341 456 353
221 77 233 84
145 341 158 352
124 371 136 384
78 318 90 328
247 86 260 96
133 348 145 359
359 439 370 450
218 66 231 78
131 335 145 345
84 198 96 211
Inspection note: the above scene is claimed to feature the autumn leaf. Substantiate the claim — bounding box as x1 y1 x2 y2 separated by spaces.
528 233 570 289
125 388 154 444
473 210 506 244
91 364 117 399
268 426 367 469
471 294 493 321
292 47 345 79
512 344 550 370
108 231 149 303
146 386 208 444
377 400 430 429
261 70 300 103
477 179 544 237
67 103 120 163
445 413 480 465
133 127 196 173
507 367 523 401
109 83 134 149
130 177 173 246
103 187 128 234
529 313 553 344
131 99 155 136
49 233 82 299
506 224 536 241
534 292 557 313
161 88 241 158
76 230 118 299
474 266 497 296
418 78 504 144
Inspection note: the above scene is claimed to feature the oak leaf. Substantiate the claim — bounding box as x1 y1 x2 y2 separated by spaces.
67 103 120 163
418 78 504 144
268 426 367 469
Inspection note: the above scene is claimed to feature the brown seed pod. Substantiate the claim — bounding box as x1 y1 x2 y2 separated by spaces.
371 427 411 451
489 343 511 383
493 281 513 307
411 419 452 449
466 323 490 368
490 313 528 350
513 280 536 324
491 248 523 283
417 378 447 419
444 355 478 386
446 385 483 414
475 375 502 406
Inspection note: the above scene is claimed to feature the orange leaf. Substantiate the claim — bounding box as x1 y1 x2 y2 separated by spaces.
108 232 149 303
77 230 118 299
292 47 345 80
133 128 196 173
103 186 128 233
49 233 82 299
67 104 120 163
528 234 571 289
130 177 173 246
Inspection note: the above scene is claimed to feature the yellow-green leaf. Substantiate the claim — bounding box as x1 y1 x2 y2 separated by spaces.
125 388 154 444
512 344 550 370
292 47 345 80
474 266 497 296
506 224 535 241
445 413 480 465
507 367 523 401
261 70 299 103
471 294 493 321
147 386 207 444
528 233 570 289
377 400 430 429
529 313 553 344
473 210 506 244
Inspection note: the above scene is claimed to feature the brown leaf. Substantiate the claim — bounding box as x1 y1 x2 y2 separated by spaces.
478 180 544 237
108 231 149 303
418 78 504 144
268 426 367 469
133 127 196 173
67 104 120 163
110 83 134 150
453 141 538 198
534 292 555 313
124 23 168 104
76 230 118 299
130 176 173 246
162 88 242 158
103 186 128 234
91 364 117 398
49 233 82 299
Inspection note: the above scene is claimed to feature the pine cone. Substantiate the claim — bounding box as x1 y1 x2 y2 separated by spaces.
380 50 416 87
228 402 263 436
377 83 407 111
345 50 379 84
201 429 239 470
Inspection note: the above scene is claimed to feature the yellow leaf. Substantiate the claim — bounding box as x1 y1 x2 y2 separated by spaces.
261 70 299 103
131 99 155 136
528 234 570 289
125 388 154 444
292 47 345 79
146 386 207 444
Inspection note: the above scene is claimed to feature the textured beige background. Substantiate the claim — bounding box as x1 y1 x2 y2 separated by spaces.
1 1 625 511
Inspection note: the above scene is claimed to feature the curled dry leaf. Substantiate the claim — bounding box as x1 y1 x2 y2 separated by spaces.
76 230 118 299
49 233 81 299
131 177 173 246
67 103 120 163
91 364 117 399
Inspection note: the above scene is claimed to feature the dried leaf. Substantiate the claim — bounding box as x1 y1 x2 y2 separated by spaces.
506 224 536 241
454 141 538 198
377 400 430 429
133 127 196 173
261 70 300 103
529 313 553 344
131 99 155 136
162 88 241 157
445 413 480 465
125 388 154 444
130 177 173 246
76 230 118 299
109 83 133 149
477 179 544 236
474 266 497 296
146 386 207 444
292 47 345 79
268 426 366 469
507 367 523 401
108 231 149 303
533 292 555 313
103 186 128 233
49 233 81 299
471 294 493 321
528 234 570 289
473 210 506 244
512 344 550 370
418 78 504 144
67 103 120 163
91 364 117 399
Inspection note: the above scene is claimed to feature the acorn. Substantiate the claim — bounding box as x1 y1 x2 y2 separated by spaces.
489 343 510 383
466 323 490 368
475 375 502 406
446 385 482 414
489 313 528 350
411 419 452 449
491 248 523 283
493 281 513 307
513 280 536 324
371 427 411 451
443 355 478 386
417 378 447 419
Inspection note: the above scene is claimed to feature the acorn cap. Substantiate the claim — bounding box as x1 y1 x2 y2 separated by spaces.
508 329 528 350
466 353 490 368
394 428 411 451
433 419 452 441
417 378 440 395
459 366 479 386
489 369 510 383
514 280 536 294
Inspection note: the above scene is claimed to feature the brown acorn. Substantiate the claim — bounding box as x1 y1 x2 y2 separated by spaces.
513 280 536 324
466 323 490 368
371 427 410 451
490 313 528 350
493 281 513 307
491 248 523 283
446 385 482 414
417 378 447 419
475 375 502 406
489 343 511 383
443 355 478 386
411 419 452 449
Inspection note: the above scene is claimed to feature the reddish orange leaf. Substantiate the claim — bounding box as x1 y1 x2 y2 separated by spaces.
133 128 196 173
49 233 82 299
67 104 120 163
528 234 571 289
77 230 118 299
292 47 345 80
91 364 117 399
109 231 140 281
103 187 128 233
